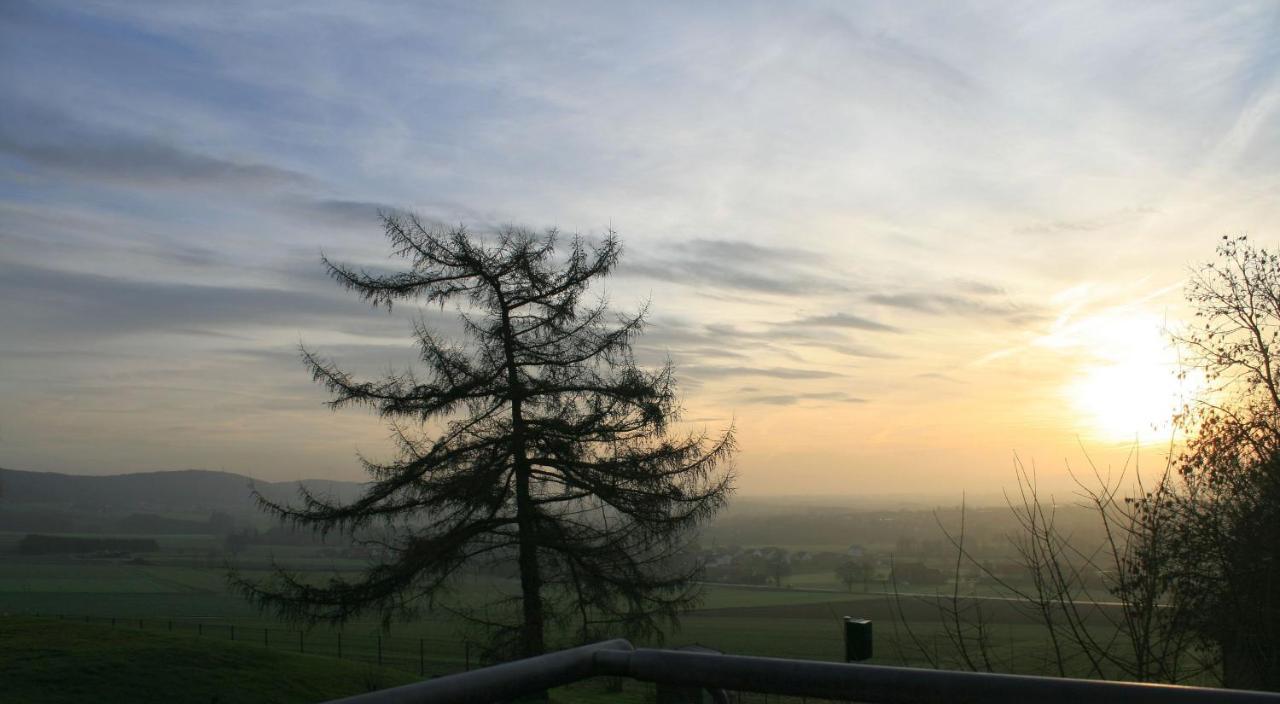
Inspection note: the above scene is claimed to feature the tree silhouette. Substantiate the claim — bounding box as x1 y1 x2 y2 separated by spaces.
835 558 869 593
890 237 1280 689
1146 235 1280 689
235 215 735 660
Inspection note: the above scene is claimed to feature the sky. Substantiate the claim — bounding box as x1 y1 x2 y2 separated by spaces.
2 1 1279 499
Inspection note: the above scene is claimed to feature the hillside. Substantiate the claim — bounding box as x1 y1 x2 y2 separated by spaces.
0 467 364 514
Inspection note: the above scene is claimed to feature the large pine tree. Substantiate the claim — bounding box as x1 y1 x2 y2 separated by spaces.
237 214 735 659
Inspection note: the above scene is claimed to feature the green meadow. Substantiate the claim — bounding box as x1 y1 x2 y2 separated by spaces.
0 544 1091 683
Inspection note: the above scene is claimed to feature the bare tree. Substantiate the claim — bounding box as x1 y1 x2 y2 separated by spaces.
235 215 735 661
889 454 1210 683
1146 235 1280 689
889 236 1280 690
835 558 870 593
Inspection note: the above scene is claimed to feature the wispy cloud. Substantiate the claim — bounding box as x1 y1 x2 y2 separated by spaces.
683 365 845 381
624 238 847 295
1014 206 1160 236
0 107 311 190
867 291 1043 324
0 259 409 339
779 312 900 333
636 317 896 365
741 390 868 406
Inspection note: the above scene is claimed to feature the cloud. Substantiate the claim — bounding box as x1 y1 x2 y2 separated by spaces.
1013 206 1159 236
0 203 227 269
678 239 824 265
625 261 822 296
915 372 964 383
780 312 900 333
623 238 847 295
0 259 410 339
295 199 399 227
865 285 1045 325
683 365 844 381
636 317 897 368
796 341 900 359
2 138 310 189
742 390 868 406
0 105 311 190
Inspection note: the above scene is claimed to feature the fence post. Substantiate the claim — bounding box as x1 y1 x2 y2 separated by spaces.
198 623 203 636
231 625 235 642
465 642 470 671
111 618 116 628
843 617 873 662
168 620 173 632
299 630 304 654
378 635 383 666
419 638 423 676
265 628 269 648
337 632 342 659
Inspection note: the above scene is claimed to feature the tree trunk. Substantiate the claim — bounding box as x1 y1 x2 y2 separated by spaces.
513 432 545 659
499 296 545 661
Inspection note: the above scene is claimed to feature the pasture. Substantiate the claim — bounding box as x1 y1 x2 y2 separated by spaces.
0 616 420 704
0 542 1093 681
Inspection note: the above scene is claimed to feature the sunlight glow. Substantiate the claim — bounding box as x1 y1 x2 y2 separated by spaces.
1057 313 1200 443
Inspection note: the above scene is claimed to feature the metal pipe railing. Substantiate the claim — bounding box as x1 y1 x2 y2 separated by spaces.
323 639 1280 704
322 639 632 704
596 648 1280 704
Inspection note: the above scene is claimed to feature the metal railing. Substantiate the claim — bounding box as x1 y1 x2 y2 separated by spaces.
323 639 1280 704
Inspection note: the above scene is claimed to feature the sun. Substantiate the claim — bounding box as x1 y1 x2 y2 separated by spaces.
1058 313 1200 443
1068 359 1186 442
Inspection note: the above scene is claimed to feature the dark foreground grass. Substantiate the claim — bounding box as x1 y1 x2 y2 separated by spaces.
0 616 655 704
0 616 420 704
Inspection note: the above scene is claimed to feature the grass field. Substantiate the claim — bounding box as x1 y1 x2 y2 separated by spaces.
1 616 656 704
0 616 420 704
0 538 1146 701
0 556 1080 672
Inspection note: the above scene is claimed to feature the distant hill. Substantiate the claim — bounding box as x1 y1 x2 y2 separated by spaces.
0 467 365 516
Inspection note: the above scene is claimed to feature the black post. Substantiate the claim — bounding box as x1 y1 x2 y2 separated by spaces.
338 632 342 659
419 638 424 676
168 620 173 632
231 625 235 642
378 635 383 666
265 628 269 648
465 642 470 671
299 630 304 654
843 617 873 662
111 618 116 628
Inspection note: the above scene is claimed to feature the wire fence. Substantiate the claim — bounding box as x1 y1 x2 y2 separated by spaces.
28 612 472 677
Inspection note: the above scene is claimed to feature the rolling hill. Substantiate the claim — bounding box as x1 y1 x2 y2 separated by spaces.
0 467 365 526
